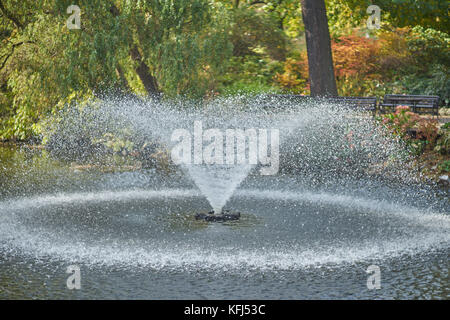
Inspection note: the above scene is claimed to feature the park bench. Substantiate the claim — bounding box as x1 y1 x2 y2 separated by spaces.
256 94 309 111
255 94 378 114
323 96 377 113
380 94 440 116
263 94 309 104
262 95 377 112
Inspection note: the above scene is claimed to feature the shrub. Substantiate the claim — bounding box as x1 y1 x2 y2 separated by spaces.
416 119 439 150
435 123 450 155
380 106 442 155
218 55 283 95
439 160 450 173
393 64 450 106
405 26 450 69
391 27 450 104
274 54 309 94
380 106 420 139
332 34 382 79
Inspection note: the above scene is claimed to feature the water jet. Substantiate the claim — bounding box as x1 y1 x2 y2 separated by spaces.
0 95 448 299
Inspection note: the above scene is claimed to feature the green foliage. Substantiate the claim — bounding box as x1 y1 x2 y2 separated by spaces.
439 160 450 173
218 55 283 95
379 106 442 155
220 81 279 96
130 0 233 97
435 123 450 155
326 0 365 36
0 0 233 139
229 8 287 61
0 1 449 141
406 26 450 67
255 0 303 38
274 53 309 94
395 64 450 105
379 106 420 139
328 0 449 33
391 27 450 105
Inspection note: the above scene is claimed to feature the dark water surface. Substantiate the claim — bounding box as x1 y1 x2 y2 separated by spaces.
0 145 448 299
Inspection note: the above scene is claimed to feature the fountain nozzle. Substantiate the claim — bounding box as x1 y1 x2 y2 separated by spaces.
195 209 240 222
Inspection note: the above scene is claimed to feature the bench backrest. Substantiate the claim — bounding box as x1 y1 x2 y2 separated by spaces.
324 96 377 111
256 94 377 112
255 94 309 110
383 94 439 105
381 94 439 115
264 94 309 103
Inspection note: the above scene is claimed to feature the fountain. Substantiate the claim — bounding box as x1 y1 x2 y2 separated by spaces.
194 209 241 222
0 95 448 299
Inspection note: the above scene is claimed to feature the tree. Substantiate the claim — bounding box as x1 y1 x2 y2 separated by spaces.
329 0 449 33
300 0 337 97
225 0 303 37
229 8 287 61
0 0 232 139
109 4 158 96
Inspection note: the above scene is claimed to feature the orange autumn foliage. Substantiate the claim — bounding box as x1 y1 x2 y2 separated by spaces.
275 29 416 95
331 34 383 80
274 52 309 94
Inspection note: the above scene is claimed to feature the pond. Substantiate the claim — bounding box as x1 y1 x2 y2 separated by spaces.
0 145 448 299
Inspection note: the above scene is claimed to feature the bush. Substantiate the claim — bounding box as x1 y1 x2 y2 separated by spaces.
394 64 450 106
379 106 420 139
405 26 450 68
435 123 450 155
218 55 283 95
391 27 450 105
379 106 442 155
439 160 450 173
332 34 382 79
272 28 450 99
416 118 439 150
230 9 287 61
274 54 309 94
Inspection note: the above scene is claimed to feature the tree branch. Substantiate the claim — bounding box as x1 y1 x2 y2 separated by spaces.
0 41 34 70
0 0 23 29
109 3 159 97
130 46 159 96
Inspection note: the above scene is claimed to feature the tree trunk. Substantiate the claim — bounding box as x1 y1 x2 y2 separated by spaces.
130 46 159 97
115 65 130 91
301 0 337 97
110 4 159 97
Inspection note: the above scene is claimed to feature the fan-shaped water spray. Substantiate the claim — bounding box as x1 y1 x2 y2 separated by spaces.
0 95 448 299
40 95 410 213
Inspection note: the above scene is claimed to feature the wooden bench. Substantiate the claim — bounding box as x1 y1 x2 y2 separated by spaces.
380 94 440 116
263 94 309 104
255 94 309 111
261 95 377 112
323 96 377 113
256 94 441 116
